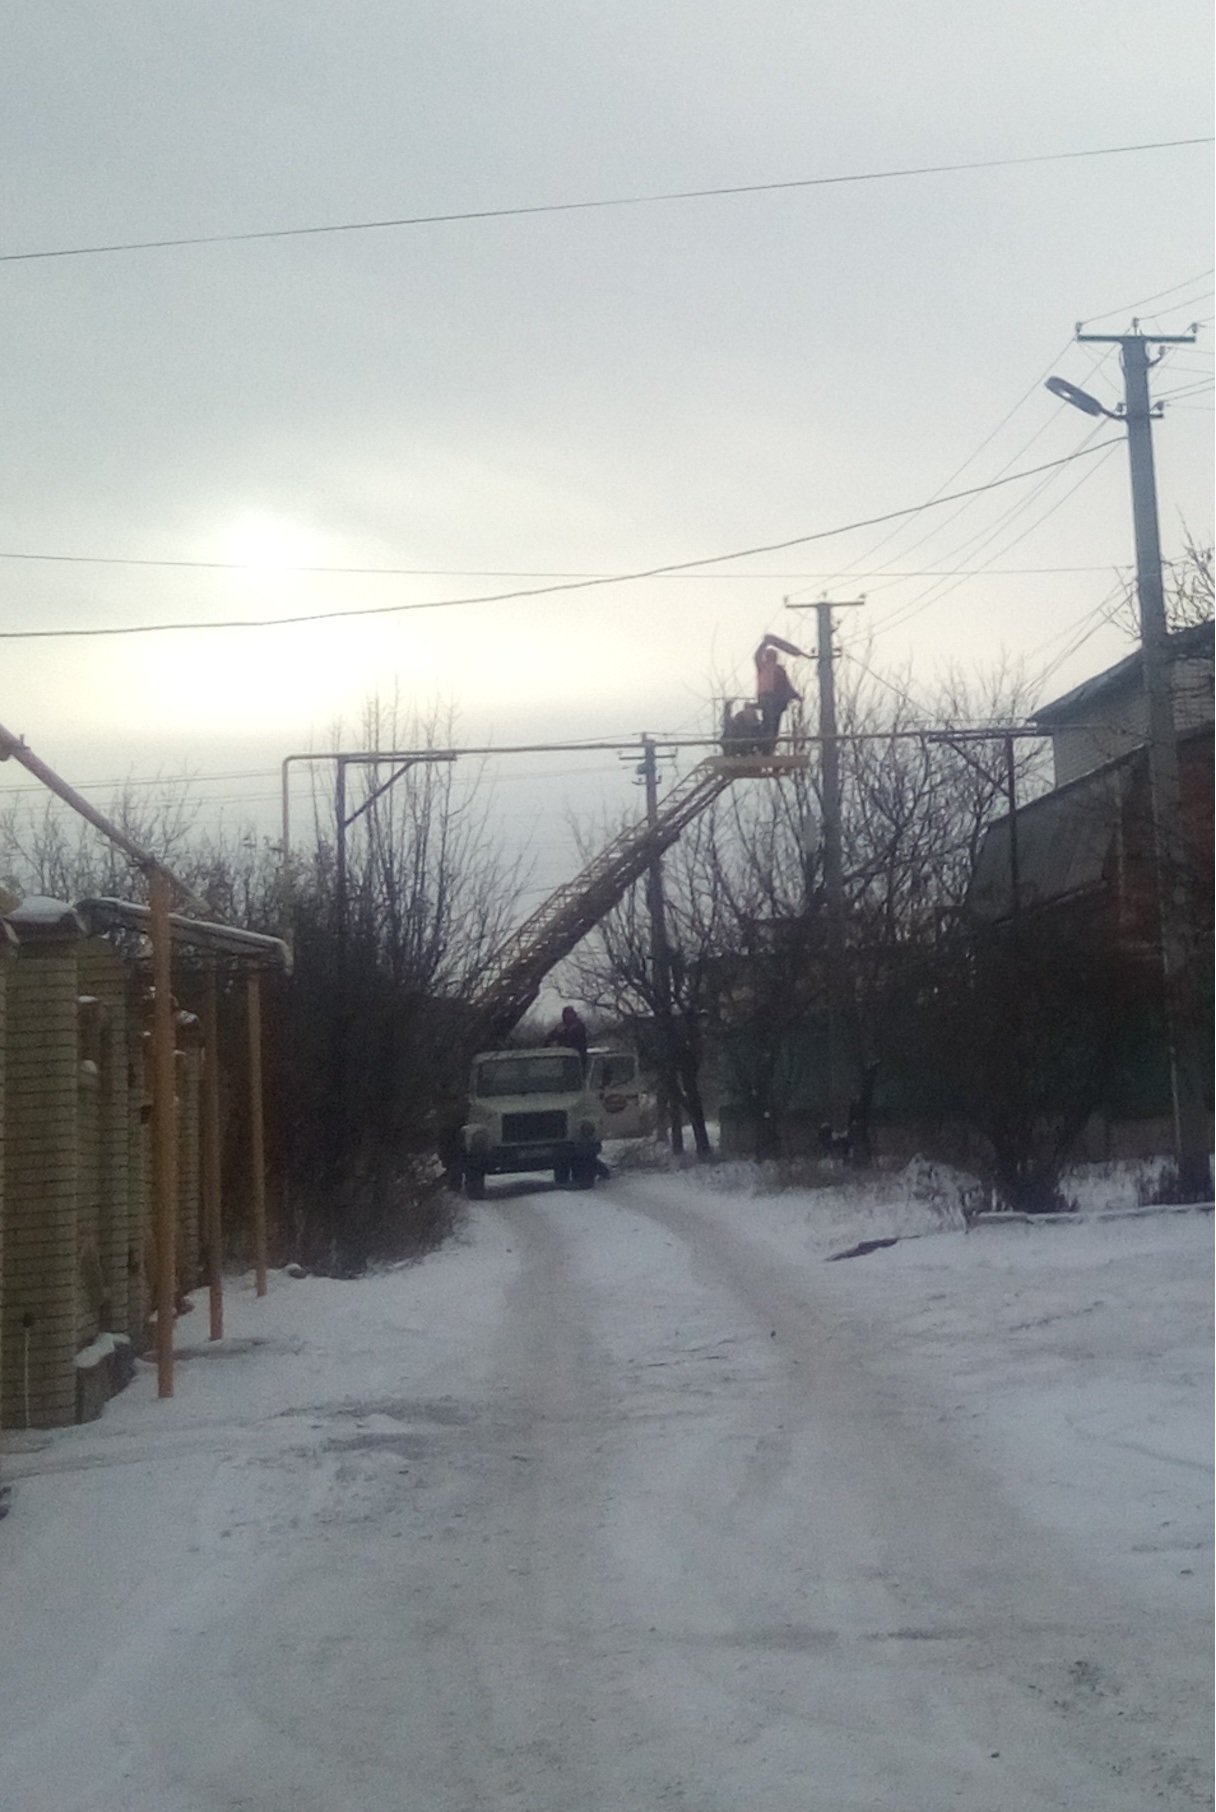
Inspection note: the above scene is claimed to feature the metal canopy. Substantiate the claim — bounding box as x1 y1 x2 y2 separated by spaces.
75 897 291 971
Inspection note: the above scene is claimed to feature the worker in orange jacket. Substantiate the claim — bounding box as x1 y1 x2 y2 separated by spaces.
754 634 805 751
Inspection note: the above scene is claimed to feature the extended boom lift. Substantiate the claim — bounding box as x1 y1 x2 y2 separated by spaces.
470 751 805 1042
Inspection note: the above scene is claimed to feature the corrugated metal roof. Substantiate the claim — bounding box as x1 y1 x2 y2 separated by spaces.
967 764 1128 922
1032 619 1212 726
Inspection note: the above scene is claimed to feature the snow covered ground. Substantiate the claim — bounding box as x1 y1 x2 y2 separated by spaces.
1 1165 1211 1810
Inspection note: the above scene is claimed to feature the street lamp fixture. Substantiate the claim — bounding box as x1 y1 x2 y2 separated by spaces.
1045 374 1122 419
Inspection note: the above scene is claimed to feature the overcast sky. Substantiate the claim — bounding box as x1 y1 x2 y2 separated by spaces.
1 3 1211 862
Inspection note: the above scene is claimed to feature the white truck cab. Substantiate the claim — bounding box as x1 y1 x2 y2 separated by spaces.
459 1046 645 1197
585 1047 646 1139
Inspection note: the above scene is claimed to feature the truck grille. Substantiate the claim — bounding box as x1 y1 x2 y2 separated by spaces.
502 1110 567 1143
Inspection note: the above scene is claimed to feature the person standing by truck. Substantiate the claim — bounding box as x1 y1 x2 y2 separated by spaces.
546 1005 588 1066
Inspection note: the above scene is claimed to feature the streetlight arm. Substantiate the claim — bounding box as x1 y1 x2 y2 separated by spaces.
1045 375 1120 419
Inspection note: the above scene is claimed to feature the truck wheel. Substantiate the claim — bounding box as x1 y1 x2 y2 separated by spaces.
464 1168 486 1200
553 1158 572 1186
572 1157 597 1190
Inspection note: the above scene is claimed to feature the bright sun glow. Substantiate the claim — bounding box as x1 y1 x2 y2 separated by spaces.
93 510 377 737
84 509 664 744
217 511 323 578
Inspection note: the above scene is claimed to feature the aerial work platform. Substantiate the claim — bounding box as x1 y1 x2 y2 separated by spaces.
705 751 809 778
470 750 807 1040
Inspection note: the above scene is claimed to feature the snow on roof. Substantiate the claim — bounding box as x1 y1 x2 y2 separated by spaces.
6 895 84 933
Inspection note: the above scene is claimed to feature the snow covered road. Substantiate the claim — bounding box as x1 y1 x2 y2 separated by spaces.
1 1172 1211 1810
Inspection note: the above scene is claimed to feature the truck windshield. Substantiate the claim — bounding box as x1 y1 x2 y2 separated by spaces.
475 1055 583 1097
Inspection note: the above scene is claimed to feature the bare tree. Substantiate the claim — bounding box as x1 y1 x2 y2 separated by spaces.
565 797 735 1157
0 774 204 903
1113 528 1214 639
728 660 1045 1155
0 702 532 1272
285 696 532 1267
895 915 1158 1212
570 657 1050 1161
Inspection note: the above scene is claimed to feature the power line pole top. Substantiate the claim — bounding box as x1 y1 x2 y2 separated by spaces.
1076 328 1198 346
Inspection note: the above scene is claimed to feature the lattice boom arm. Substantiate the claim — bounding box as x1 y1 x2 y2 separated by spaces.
471 762 734 1032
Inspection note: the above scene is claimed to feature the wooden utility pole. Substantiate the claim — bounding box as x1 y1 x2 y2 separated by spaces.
247 971 269 1297
1073 326 1209 1196
201 963 224 1342
148 868 178 1398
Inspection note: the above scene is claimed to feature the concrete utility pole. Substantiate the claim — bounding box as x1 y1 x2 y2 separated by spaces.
637 736 683 1153
790 599 865 1135
1069 325 1208 1195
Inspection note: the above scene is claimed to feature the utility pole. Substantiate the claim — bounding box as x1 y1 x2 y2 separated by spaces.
1071 325 1209 1196
1004 734 1020 927
637 736 683 1153
927 730 1022 922
789 599 865 1137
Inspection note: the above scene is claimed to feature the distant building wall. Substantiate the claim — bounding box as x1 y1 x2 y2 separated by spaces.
1042 633 1213 787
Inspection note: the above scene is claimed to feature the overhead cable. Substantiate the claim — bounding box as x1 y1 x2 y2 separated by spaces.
1 138 1209 265
0 552 1132 580
0 440 1125 642
1076 268 1215 327
860 430 1120 640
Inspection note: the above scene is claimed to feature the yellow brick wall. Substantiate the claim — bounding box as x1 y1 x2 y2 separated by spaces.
176 1043 202 1297
125 1012 151 1349
76 1019 102 1351
79 941 133 1339
1 944 81 1429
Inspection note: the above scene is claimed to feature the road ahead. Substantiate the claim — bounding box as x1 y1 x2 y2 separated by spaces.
1 1175 1210 1810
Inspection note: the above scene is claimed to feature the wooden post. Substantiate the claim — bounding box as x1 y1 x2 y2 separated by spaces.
247 970 268 1297
148 869 177 1398
202 963 224 1341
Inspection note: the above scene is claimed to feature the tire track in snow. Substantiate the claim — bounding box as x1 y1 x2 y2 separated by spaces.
606 1175 1211 1810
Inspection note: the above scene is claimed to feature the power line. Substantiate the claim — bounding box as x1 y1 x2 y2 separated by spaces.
1076 268 1216 327
804 338 1121 606
1159 380 1216 402
1030 584 1129 692
842 343 1120 601
2 137 1209 265
861 431 1121 640
0 440 1125 643
788 337 1077 600
839 647 933 717
0 765 282 798
0 551 1134 580
852 420 1114 639
841 386 1075 603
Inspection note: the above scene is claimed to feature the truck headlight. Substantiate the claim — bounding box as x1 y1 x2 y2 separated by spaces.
576 1118 596 1141
465 1124 490 1151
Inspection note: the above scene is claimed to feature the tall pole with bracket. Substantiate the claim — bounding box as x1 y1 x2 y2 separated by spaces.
1052 325 1208 1194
